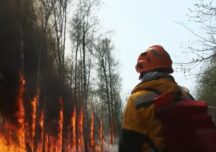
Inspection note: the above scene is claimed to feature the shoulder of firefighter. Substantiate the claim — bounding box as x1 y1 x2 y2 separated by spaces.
119 76 194 152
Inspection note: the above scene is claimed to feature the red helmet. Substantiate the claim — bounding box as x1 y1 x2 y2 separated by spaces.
135 45 173 74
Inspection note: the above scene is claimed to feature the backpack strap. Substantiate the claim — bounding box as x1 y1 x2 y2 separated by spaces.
144 86 194 102
177 86 194 100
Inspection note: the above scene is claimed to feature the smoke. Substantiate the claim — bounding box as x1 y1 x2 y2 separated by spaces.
0 0 21 121
0 66 19 120
103 142 118 152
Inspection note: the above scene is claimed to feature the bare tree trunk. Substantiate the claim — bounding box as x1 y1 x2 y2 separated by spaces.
101 58 114 144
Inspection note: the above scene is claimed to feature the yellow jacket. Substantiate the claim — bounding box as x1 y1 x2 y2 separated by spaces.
122 76 180 152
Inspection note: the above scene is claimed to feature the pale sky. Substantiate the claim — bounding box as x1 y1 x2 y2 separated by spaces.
97 0 200 98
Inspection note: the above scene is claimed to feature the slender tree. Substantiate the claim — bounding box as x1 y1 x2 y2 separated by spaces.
70 0 100 151
185 0 216 114
95 37 122 144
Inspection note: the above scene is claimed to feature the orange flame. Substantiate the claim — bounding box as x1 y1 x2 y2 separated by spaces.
0 73 116 152
44 99 64 152
0 73 26 152
99 120 105 151
16 73 26 151
30 95 37 149
109 120 115 145
37 110 44 152
77 107 84 152
57 99 64 152
71 107 77 151
90 112 95 149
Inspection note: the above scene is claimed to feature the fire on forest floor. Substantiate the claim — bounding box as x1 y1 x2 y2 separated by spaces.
0 74 117 152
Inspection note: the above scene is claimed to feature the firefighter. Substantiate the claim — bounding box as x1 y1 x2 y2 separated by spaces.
118 45 191 152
